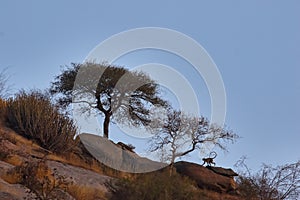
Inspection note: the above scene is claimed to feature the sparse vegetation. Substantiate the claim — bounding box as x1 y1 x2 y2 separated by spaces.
5 90 77 153
0 136 10 160
5 159 73 200
107 170 202 200
235 157 300 200
0 98 7 123
0 150 9 160
67 184 106 200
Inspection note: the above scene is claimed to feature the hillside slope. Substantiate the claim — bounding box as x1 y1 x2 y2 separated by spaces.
0 126 242 200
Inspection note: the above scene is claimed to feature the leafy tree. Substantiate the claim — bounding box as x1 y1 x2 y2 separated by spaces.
50 63 167 138
149 109 238 166
235 157 300 200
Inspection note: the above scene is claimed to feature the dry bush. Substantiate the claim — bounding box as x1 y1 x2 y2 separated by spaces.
0 150 9 160
5 91 77 153
235 157 300 200
21 160 71 200
3 154 23 166
0 133 9 160
2 165 23 184
0 98 7 123
5 159 73 200
107 170 201 200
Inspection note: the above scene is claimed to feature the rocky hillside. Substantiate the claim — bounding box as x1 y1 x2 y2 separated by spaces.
0 126 242 200
175 162 239 194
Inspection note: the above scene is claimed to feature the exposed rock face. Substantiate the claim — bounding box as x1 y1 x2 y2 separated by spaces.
79 133 167 173
47 160 113 194
174 161 239 194
0 159 111 200
0 177 31 200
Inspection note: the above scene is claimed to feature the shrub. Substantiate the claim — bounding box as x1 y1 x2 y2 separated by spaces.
6 159 73 200
0 98 7 123
107 170 201 200
6 91 77 153
0 135 10 160
235 157 300 200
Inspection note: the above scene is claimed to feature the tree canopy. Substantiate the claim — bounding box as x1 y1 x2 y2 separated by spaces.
50 62 167 138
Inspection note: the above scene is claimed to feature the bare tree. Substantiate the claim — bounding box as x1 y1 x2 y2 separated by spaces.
50 63 167 138
235 157 300 200
0 68 10 98
149 109 238 166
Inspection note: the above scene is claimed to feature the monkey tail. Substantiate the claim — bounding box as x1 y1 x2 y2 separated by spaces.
209 151 217 159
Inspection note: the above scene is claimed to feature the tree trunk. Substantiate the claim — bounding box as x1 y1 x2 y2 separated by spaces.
169 161 174 176
103 113 110 138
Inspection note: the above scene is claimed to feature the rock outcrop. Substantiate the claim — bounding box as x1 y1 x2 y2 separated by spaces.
79 133 167 173
175 161 239 194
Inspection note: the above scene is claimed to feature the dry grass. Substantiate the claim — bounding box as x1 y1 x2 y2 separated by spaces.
199 189 242 200
1 166 23 184
0 124 41 150
45 148 124 179
46 153 104 174
2 157 108 199
4 154 24 166
67 184 107 200
0 125 108 176
4 159 73 199
1 118 125 180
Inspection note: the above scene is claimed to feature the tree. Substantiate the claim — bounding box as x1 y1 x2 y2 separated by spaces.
50 63 167 138
235 157 300 200
149 109 238 165
0 68 10 99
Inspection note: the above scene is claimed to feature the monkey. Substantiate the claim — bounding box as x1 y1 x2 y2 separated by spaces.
201 151 217 166
202 157 215 166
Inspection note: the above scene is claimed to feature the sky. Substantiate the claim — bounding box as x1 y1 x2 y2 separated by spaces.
0 1 299 172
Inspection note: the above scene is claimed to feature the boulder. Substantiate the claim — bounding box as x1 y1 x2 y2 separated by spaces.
47 160 113 194
79 133 167 173
207 166 238 177
174 161 239 194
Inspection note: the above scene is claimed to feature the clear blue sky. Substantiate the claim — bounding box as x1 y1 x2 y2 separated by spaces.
1 1 299 171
